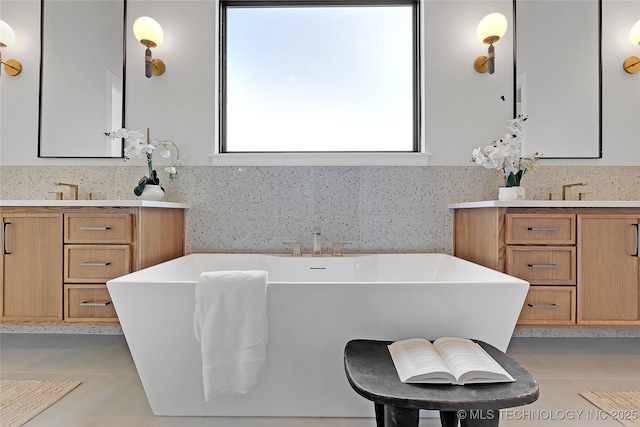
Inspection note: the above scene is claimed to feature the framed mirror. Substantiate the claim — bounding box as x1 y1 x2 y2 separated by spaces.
38 0 126 158
514 0 601 159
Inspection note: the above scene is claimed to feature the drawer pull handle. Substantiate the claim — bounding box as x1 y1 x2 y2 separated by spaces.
79 227 112 231
1 221 11 255
527 303 559 309
79 262 111 267
527 264 560 269
80 301 111 307
633 224 639 257
527 227 560 232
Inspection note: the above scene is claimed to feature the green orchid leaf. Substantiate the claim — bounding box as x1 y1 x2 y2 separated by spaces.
148 170 160 185
134 182 146 196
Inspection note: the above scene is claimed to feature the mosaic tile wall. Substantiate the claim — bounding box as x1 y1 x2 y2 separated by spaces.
1 165 638 255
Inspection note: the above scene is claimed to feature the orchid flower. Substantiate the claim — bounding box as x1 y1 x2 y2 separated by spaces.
470 116 539 187
106 128 184 194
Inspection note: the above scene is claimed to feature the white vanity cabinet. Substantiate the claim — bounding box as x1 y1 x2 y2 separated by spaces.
450 201 640 328
0 201 187 324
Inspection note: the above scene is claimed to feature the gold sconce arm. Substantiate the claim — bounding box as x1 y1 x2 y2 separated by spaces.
1 58 22 76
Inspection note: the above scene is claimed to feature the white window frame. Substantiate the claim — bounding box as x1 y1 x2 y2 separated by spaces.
210 0 429 166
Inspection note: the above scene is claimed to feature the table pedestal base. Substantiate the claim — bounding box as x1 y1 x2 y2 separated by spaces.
441 410 499 427
374 405 499 427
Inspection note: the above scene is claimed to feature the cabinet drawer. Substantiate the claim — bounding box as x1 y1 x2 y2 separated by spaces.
506 246 576 285
506 214 575 244
65 214 132 244
518 286 576 325
64 245 131 283
64 285 118 321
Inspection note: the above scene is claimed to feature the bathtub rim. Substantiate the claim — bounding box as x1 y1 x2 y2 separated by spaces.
108 252 529 286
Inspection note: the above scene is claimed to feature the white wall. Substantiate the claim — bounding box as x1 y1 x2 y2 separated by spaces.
0 0 638 166
601 0 640 164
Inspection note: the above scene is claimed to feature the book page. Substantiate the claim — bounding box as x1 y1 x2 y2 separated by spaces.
388 338 453 383
434 337 514 384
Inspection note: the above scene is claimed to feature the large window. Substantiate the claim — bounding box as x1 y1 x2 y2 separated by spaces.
218 0 423 161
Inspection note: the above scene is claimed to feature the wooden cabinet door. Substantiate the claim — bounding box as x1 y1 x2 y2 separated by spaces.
0 213 63 321
577 214 640 324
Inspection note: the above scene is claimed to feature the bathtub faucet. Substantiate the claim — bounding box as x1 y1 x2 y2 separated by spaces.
332 242 351 257
312 227 322 257
282 242 302 257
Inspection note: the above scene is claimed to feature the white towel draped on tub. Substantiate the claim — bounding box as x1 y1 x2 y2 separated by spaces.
194 270 268 401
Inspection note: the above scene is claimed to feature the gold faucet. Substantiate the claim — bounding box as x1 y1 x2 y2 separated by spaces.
562 182 588 200
332 242 352 257
54 182 79 200
282 242 302 257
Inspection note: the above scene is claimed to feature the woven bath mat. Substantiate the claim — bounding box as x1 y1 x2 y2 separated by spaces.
0 379 81 427
579 391 640 427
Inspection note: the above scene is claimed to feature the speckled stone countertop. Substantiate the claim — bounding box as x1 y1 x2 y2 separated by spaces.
448 200 640 209
0 200 189 209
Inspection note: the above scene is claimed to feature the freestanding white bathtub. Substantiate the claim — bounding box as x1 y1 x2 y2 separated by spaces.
107 253 529 417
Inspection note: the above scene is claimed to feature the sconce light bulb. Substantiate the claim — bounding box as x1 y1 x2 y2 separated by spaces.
133 16 164 48
477 12 508 45
630 19 640 45
0 19 16 48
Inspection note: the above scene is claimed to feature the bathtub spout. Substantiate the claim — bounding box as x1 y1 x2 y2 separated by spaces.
332 242 351 257
312 227 322 257
282 242 302 257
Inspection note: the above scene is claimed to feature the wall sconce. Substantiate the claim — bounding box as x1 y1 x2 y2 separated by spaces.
133 16 166 78
474 13 508 75
0 19 22 76
623 19 640 74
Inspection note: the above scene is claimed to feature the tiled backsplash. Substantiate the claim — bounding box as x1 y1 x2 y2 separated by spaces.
1 166 638 254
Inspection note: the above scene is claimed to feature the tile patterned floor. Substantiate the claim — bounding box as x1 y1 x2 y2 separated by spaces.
1 334 639 426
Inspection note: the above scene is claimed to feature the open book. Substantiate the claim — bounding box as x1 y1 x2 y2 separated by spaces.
387 337 515 385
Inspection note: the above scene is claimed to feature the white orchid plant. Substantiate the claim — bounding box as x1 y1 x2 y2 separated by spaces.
471 115 540 187
106 128 183 196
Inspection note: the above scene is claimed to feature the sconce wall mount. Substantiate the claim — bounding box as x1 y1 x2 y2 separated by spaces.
624 56 640 74
0 19 22 77
474 12 508 75
623 19 640 74
133 16 166 78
